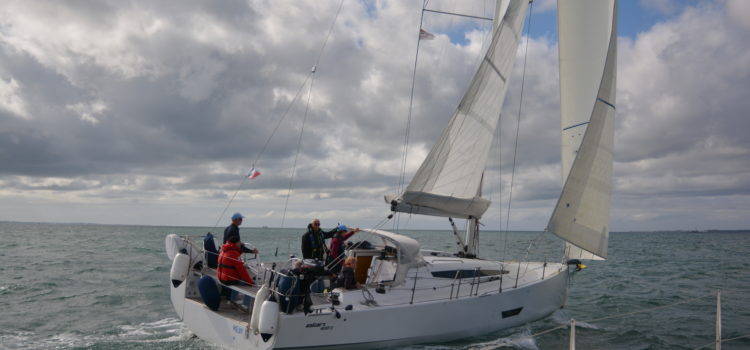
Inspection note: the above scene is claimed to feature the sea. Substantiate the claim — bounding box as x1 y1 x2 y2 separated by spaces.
1 221 748 350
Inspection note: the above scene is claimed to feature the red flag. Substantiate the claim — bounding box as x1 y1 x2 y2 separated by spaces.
247 168 261 179
419 28 435 40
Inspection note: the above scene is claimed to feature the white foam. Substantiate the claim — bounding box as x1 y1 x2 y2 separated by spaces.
0 331 33 347
465 329 539 350
117 317 184 338
550 309 599 330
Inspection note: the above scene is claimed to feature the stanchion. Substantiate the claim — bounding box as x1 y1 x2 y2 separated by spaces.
716 290 721 350
569 319 576 350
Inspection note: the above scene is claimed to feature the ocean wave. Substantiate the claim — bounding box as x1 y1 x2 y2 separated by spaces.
0 331 95 350
0 284 24 295
0 318 196 350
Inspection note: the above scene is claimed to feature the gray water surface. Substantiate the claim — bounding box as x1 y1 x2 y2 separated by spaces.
1 222 748 349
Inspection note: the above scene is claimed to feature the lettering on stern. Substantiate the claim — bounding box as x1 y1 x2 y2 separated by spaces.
305 322 334 331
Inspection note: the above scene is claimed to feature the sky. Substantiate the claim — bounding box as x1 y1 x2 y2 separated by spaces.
1 0 749 232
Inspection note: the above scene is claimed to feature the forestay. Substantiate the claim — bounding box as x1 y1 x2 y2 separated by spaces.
388 0 528 219
547 0 617 260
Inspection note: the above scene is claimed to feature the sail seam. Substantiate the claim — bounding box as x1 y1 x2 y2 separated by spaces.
562 121 589 131
597 97 616 110
483 56 507 83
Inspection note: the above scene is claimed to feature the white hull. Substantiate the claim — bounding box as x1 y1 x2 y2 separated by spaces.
164 0 618 346
171 261 569 350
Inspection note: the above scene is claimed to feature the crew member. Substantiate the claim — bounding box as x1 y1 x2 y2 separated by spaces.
327 225 360 273
301 218 336 260
223 212 257 254
217 235 255 286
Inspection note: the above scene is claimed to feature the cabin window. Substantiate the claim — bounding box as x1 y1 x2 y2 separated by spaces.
430 269 508 279
501 307 523 318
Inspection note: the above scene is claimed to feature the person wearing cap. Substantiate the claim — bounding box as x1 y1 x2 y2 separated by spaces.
223 212 258 254
327 224 360 273
301 218 337 260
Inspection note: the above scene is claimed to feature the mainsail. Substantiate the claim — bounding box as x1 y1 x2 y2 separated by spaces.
388 0 528 219
547 0 617 260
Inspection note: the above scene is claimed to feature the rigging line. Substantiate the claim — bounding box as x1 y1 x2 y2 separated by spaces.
314 0 345 68
213 1 344 229
212 71 314 230
280 0 343 228
251 73 314 169
281 73 316 228
395 0 428 231
494 110 505 261
495 112 503 260
519 230 548 276
422 9 493 21
251 0 343 170
693 335 750 350
503 0 534 261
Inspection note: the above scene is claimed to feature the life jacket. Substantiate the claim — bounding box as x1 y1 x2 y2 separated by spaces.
302 226 328 260
306 229 327 259
217 242 254 285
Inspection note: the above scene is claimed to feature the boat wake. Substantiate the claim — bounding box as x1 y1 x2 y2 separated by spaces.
117 317 189 341
402 327 539 350
465 328 539 350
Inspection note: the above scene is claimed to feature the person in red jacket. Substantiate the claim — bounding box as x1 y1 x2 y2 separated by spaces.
327 225 360 273
217 235 254 286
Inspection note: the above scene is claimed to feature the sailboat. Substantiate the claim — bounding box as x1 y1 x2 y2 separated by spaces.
165 0 617 348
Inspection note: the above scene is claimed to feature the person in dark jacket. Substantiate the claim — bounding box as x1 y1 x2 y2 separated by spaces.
223 212 257 254
217 235 255 286
301 218 336 260
327 225 359 273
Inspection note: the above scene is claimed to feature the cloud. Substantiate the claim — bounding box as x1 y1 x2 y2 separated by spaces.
0 77 29 118
726 0 750 30
66 100 108 125
0 1 747 231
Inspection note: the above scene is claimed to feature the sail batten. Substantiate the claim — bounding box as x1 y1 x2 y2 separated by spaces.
389 0 529 219
547 0 617 260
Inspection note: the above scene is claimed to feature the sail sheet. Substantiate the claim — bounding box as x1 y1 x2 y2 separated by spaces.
389 0 528 219
547 0 617 260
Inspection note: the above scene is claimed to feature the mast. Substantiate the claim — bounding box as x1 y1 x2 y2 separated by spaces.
464 173 484 258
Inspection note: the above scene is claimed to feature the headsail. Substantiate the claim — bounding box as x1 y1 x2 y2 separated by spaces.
547 0 617 260
388 0 528 219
